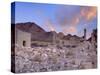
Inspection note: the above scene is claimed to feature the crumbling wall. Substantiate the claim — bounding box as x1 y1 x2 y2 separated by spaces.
14 40 97 73
15 29 31 47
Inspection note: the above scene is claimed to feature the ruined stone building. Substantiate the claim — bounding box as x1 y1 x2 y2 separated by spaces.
12 23 97 73
15 28 31 47
13 22 97 49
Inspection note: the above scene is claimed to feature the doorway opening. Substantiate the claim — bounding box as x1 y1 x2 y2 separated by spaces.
23 40 26 47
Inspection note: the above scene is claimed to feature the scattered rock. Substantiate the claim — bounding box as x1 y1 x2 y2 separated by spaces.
14 41 97 73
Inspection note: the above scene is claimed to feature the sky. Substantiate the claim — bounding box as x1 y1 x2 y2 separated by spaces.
11 2 97 39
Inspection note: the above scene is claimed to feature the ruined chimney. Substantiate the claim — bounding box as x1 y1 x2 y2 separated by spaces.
84 28 86 39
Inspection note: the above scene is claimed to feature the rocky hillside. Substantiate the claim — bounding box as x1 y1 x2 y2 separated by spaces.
15 22 58 42
16 22 45 34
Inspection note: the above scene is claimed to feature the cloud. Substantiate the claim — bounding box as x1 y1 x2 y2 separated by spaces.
71 15 80 26
68 26 77 32
55 7 80 34
62 26 77 34
80 7 97 21
55 10 68 26
45 18 56 31
55 6 80 27
55 6 97 35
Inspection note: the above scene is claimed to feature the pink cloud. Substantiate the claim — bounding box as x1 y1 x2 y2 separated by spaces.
62 26 77 34
45 6 97 35
80 7 97 21
62 6 97 34
71 15 80 26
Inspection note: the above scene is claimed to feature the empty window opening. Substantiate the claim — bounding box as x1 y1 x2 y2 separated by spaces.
23 40 26 47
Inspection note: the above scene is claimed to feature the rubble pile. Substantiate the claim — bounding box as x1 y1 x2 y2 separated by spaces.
15 40 97 73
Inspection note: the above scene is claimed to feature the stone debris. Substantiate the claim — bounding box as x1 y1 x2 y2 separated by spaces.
14 40 97 73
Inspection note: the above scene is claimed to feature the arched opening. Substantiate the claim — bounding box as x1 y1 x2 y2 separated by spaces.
23 40 26 47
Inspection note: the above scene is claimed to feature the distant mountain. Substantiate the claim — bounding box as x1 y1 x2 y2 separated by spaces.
15 22 58 42
16 22 45 34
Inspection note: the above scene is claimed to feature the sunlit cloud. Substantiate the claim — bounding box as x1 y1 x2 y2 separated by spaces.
55 6 97 35
15 2 97 38
71 15 80 26
80 7 97 21
45 18 56 31
68 26 77 32
62 26 77 35
55 7 80 34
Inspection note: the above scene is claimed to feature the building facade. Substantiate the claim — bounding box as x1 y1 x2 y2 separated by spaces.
15 28 31 47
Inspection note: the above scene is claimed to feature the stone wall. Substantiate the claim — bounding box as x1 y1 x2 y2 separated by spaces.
15 29 31 47
14 40 97 73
